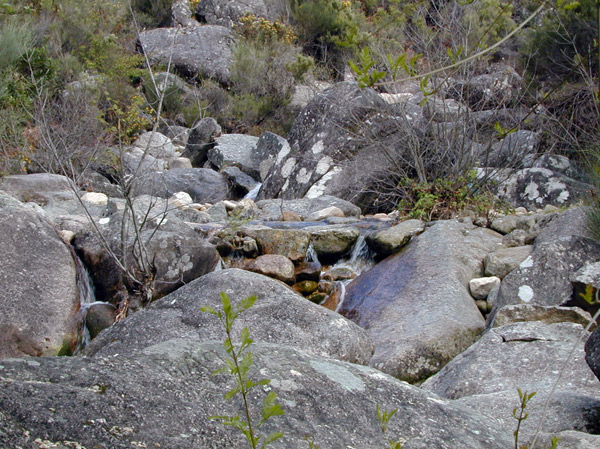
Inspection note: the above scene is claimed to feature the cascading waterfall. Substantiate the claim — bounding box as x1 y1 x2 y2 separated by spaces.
320 233 375 312
73 253 97 350
305 242 319 263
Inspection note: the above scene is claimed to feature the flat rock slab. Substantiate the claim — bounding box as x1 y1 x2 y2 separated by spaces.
338 220 503 382
422 321 600 438
0 339 513 448
84 268 374 365
138 26 235 84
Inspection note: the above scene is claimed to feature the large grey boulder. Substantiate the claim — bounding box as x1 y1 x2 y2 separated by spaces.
133 167 230 203
488 235 600 326
138 26 235 84
73 197 220 303
132 131 177 159
257 82 390 204
308 226 361 263
484 245 533 279
586 324 600 381
485 130 539 169
534 207 590 246
172 0 200 27
0 192 79 358
196 0 271 27
208 133 260 177
447 63 523 110
255 196 361 220
182 117 222 167
84 268 374 365
0 339 513 449
422 321 600 438
493 167 594 209
338 220 504 382
240 226 311 262
254 131 290 182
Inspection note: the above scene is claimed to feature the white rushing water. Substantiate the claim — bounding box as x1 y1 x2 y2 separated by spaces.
244 183 262 201
73 253 97 350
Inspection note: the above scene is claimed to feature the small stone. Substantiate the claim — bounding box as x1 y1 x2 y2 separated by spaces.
475 299 490 314
322 267 357 281
168 157 193 169
295 261 322 282
169 191 194 209
307 292 327 304
81 192 108 206
280 210 302 221
514 207 528 215
309 206 345 221
293 280 319 295
246 254 295 284
86 303 117 339
223 200 238 211
241 237 259 258
469 276 501 300
58 230 75 243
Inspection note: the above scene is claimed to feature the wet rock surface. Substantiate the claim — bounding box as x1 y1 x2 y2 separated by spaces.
339 221 503 382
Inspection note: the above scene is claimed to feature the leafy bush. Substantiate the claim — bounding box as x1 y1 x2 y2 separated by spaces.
130 0 173 28
523 0 598 82
291 0 362 78
396 172 501 221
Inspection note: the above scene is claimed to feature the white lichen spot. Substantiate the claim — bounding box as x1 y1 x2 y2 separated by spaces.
98 217 110 225
519 256 534 269
524 182 540 201
311 140 325 154
290 369 303 377
315 156 332 175
275 141 291 164
546 179 567 192
332 318 348 328
296 167 312 184
518 285 534 303
557 189 570 203
305 166 342 199
281 158 296 178
309 360 365 392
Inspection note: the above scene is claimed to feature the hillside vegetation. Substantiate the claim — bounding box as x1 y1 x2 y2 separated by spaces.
0 0 598 208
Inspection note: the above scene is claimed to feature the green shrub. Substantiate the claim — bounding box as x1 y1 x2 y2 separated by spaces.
201 293 284 449
291 0 362 78
130 0 173 28
396 173 501 221
523 0 598 82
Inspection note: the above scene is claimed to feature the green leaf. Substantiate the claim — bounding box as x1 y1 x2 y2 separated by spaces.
200 305 218 316
238 295 258 312
260 431 283 448
224 385 241 400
